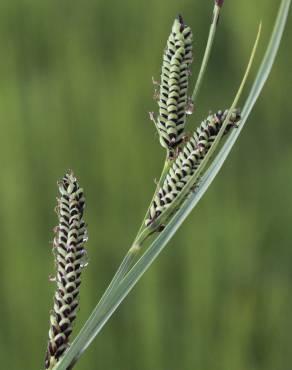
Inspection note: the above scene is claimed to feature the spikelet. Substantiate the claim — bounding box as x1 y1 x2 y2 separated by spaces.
156 15 193 155
146 109 240 226
45 171 88 369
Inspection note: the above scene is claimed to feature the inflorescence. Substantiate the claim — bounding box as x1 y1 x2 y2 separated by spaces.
155 15 193 156
146 109 240 226
45 171 88 369
43 9 243 368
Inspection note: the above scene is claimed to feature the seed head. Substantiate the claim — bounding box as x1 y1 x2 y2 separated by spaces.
156 16 193 155
146 109 240 226
45 171 88 369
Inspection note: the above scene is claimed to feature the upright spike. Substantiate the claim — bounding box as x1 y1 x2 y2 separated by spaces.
45 171 88 369
155 16 193 156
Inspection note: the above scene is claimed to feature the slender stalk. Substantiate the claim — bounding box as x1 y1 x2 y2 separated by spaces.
92 157 172 311
98 155 175 307
134 155 172 240
96 228 150 308
191 3 222 106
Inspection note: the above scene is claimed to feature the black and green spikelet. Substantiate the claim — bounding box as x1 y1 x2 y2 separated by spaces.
156 15 193 154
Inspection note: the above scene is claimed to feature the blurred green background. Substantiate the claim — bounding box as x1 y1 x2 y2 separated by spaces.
0 0 291 369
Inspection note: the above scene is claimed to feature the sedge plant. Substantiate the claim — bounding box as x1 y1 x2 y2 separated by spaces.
44 0 291 369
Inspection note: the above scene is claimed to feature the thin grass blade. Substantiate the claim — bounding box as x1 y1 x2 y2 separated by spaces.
192 2 223 106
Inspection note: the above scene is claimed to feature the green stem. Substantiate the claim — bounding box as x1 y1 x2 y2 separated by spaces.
134 155 172 242
94 156 172 310
93 228 150 310
192 3 222 106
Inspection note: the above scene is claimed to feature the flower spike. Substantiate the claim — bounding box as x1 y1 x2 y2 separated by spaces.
45 171 88 369
155 16 193 156
146 109 240 226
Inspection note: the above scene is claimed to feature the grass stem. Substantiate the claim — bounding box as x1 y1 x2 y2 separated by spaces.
191 3 222 107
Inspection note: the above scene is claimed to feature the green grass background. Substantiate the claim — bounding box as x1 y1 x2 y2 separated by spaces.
0 1 291 369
